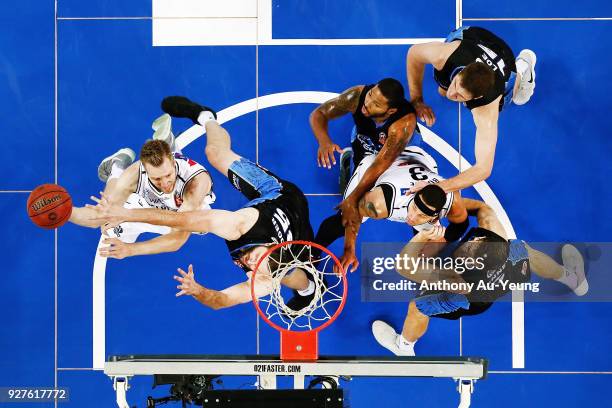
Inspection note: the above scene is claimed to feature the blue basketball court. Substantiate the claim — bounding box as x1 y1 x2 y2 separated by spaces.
2 1 612 407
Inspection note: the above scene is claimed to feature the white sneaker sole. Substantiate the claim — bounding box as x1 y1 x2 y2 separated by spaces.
97 148 136 182
562 244 588 296
152 113 174 143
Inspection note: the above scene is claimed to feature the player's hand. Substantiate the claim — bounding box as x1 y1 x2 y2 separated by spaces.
416 225 446 242
408 181 428 195
339 250 359 274
337 198 361 233
317 141 343 169
100 222 120 236
174 264 203 297
99 237 133 259
86 192 126 225
412 100 436 127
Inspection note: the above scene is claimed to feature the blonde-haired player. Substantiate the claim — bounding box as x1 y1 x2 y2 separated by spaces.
69 113 215 258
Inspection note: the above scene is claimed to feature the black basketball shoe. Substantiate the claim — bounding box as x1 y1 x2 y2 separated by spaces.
161 96 217 124
286 274 328 312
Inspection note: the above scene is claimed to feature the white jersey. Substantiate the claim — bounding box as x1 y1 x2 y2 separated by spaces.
135 152 215 211
344 147 454 232
107 153 215 242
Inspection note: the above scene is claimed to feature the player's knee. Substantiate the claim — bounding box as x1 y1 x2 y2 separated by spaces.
205 145 224 164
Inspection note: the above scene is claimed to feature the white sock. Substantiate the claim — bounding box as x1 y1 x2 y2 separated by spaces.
197 111 217 126
515 59 530 78
297 280 315 296
555 267 578 290
396 334 415 351
108 162 125 180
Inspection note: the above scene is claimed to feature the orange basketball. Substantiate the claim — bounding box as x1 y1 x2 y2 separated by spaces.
27 184 73 229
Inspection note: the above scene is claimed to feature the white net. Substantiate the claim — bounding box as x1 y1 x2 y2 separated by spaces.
254 242 346 331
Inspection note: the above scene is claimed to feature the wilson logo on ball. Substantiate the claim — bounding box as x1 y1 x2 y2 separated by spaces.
31 195 62 211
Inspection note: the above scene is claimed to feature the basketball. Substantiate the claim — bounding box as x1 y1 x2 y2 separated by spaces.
27 184 73 229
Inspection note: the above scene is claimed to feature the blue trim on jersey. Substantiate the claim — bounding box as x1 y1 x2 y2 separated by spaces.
508 239 529 265
228 158 282 207
414 292 470 316
445 26 470 43
449 65 466 84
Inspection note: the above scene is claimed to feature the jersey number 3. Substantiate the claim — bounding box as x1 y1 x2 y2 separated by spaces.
409 166 428 181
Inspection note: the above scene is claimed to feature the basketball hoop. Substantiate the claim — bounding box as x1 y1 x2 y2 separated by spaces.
250 241 348 361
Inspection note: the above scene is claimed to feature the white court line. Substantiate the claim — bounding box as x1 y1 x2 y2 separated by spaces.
463 17 612 21
456 0 464 360
92 91 518 369
54 0 59 403
92 237 109 369
261 38 444 45
0 190 32 193
57 17 151 20
456 0 463 29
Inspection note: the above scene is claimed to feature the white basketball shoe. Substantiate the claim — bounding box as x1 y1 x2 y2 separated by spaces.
562 244 589 296
512 49 537 105
97 148 136 183
372 320 415 356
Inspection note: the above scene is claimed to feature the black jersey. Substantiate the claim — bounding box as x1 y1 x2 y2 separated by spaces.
434 27 516 111
351 84 417 165
459 227 530 303
225 180 314 267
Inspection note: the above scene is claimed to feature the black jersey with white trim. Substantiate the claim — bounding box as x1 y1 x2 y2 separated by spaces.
434 27 516 111
225 180 314 265
458 227 531 302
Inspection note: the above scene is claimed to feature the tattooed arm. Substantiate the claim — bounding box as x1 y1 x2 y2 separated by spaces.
338 113 417 231
310 85 364 168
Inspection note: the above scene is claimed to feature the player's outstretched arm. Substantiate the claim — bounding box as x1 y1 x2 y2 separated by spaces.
174 264 244 310
310 85 363 168
406 42 446 126
102 173 213 258
437 98 500 193
87 193 248 240
339 114 416 230
175 264 274 310
69 162 139 228
70 206 108 228
340 224 360 273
